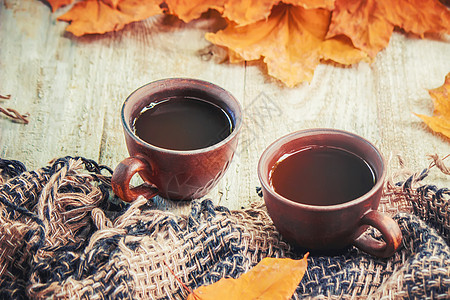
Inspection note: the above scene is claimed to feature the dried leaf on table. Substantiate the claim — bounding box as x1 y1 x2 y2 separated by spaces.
415 73 450 139
45 0 450 87
102 0 120 8
166 0 335 27
326 0 392 58
221 0 279 26
164 0 225 23
57 0 164 36
187 254 308 300
381 0 450 37
327 0 450 58
221 0 335 26
206 3 367 87
321 35 369 66
283 0 335 9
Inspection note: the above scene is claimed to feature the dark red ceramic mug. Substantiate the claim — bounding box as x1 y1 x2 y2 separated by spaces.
258 129 402 258
112 78 242 202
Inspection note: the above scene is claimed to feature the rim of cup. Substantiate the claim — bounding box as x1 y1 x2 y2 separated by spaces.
257 128 387 212
121 78 243 155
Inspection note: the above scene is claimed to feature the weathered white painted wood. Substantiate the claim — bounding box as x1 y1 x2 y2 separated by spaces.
1 0 449 214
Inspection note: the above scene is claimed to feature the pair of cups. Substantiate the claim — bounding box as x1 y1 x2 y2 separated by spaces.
112 78 402 258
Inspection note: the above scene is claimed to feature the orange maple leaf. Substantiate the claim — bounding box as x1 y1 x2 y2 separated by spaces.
222 0 280 26
327 0 450 58
223 0 335 26
47 0 449 87
284 0 335 10
326 0 393 58
187 254 308 300
102 0 120 8
206 3 367 87
381 0 450 37
57 0 163 36
166 0 335 26
44 0 74 12
164 0 225 23
415 73 450 140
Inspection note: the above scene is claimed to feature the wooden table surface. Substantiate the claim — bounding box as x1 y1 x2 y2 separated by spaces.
1 0 449 214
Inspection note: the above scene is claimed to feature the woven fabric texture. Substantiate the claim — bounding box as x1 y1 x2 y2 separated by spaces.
0 156 449 299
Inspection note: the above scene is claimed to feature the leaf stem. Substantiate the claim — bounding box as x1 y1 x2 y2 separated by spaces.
0 94 29 124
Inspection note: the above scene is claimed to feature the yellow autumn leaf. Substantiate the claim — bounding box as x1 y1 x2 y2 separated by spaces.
222 0 278 26
284 0 335 10
326 0 394 58
165 0 335 28
206 3 367 87
321 35 371 65
164 0 225 23
327 0 450 58
47 0 449 87
58 0 163 36
222 0 335 26
187 254 308 300
415 73 450 139
381 0 450 37
102 0 120 8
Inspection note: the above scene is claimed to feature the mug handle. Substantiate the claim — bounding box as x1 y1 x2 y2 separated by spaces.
111 156 158 202
353 210 402 258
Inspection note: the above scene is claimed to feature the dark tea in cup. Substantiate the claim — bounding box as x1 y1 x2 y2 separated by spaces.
133 96 233 151
270 146 376 206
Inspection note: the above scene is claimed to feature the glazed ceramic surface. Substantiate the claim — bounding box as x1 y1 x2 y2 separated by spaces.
112 78 242 202
258 129 402 258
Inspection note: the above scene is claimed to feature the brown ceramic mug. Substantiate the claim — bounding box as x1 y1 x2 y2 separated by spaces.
258 129 402 258
112 78 242 202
